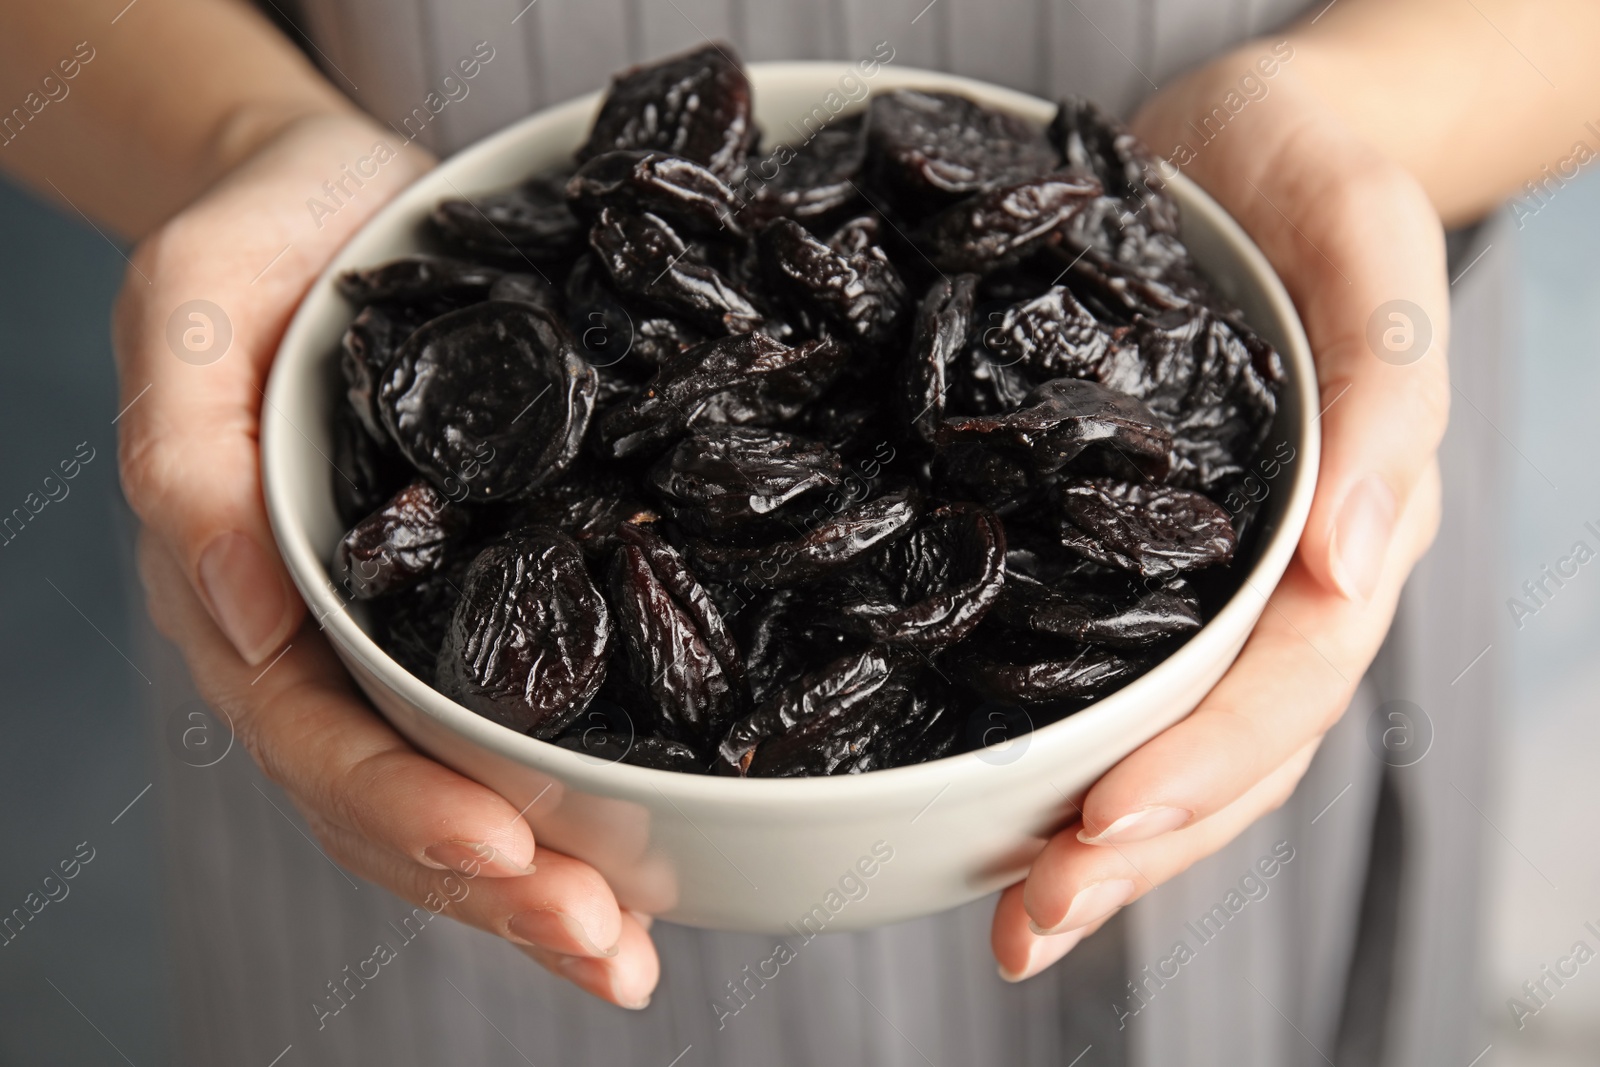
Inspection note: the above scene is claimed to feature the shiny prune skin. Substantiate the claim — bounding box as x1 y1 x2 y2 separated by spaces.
903 273 979 443
961 634 1151 705
431 174 584 264
488 272 564 318
378 302 598 502
608 523 746 745
332 402 410 527
578 43 754 184
993 568 1201 649
916 172 1102 274
334 479 470 599
865 90 1059 215
514 477 658 561
743 116 866 224
556 730 706 772
601 332 845 457
964 285 1117 391
589 208 763 335
933 377 1172 480
337 255 501 307
646 426 846 535
372 560 467 680
758 218 907 347
568 150 748 239
1056 477 1237 578
821 502 1006 649
1049 96 1180 236
340 303 434 443
717 647 899 776
690 485 922 588
435 531 611 738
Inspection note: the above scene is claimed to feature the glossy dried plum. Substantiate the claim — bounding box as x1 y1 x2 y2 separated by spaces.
743 116 866 223
378 302 597 502
488 272 564 317
916 172 1101 273
758 218 906 346
341 303 434 443
431 175 584 264
717 647 899 776
933 377 1172 480
962 634 1151 705
1056 477 1237 577
903 273 979 443
993 568 1201 648
966 285 1116 385
601 332 845 457
435 531 611 737
690 485 922 587
332 402 410 526
568 150 748 239
334 480 470 599
1049 96 1179 236
514 478 657 560
608 522 746 744
865 90 1059 214
822 502 1006 648
589 208 763 334
556 730 705 772
337 255 500 307
578 43 754 183
372 559 467 680
646 427 845 534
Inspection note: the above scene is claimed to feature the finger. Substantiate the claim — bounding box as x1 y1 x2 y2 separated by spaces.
1134 64 1451 602
520 913 660 1010
313 819 625 960
139 533 535 875
1023 742 1318 940
115 114 430 664
1076 462 1439 845
992 883 1116 984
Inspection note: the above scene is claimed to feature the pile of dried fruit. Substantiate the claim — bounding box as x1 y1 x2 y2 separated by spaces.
328 43 1283 776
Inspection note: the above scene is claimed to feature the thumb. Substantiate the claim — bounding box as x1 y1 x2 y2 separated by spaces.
113 114 432 664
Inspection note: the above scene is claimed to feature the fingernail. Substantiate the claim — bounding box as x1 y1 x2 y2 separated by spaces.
999 926 1088 983
423 840 535 877
508 908 619 958
1329 476 1396 602
1078 806 1191 846
1029 879 1135 936
198 531 290 665
523 947 651 1009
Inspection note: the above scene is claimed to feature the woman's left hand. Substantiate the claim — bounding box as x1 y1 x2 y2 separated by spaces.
993 43 1451 980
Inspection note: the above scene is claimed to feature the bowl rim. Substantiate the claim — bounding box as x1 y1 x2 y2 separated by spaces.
262 61 1319 808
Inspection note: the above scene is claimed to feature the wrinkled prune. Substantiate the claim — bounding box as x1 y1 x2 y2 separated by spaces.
647 427 845 534
609 523 746 744
993 568 1201 649
758 218 906 346
431 174 585 264
568 150 748 239
962 635 1151 705
590 208 763 335
903 273 979 443
379 302 597 501
1056 478 1237 577
933 377 1172 480
436 531 611 737
578 43 754 183
556 730 705 772
338 255 501 306
335 480 470 599
866 90 1059 214
743 116 866 223
601 332 845 457
916 172 1102 273
690 486 922 588
338 49 1285 776
822 502 1006 649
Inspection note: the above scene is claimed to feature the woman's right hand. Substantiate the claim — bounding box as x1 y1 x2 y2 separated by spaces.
116 112 660 1009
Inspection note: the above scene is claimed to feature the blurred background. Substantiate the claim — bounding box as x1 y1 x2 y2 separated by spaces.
0 165 1595 1064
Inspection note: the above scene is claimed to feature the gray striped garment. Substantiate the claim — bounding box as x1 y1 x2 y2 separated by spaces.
149 3 1504 1063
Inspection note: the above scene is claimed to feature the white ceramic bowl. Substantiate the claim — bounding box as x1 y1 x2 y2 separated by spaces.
262 63 1317 933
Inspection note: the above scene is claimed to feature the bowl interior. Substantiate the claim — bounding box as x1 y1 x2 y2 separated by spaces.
262 62 1318 805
